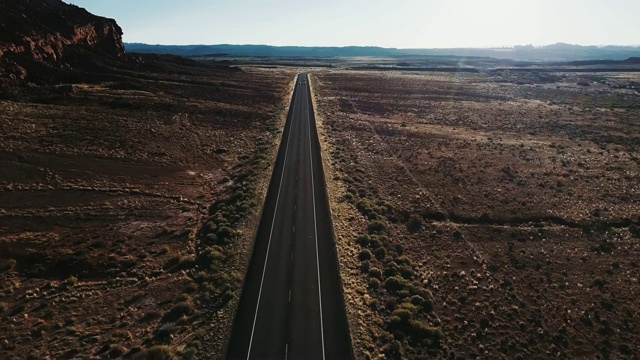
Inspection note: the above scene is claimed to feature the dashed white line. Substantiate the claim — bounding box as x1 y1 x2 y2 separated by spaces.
245 76 299 360
305 75 326 360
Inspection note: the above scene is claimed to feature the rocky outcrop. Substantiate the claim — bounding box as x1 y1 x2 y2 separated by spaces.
0 0 124 80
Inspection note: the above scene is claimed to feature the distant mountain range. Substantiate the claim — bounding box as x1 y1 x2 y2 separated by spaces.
124 43 640 62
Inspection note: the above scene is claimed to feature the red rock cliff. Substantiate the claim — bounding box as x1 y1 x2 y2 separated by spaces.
0 0 124 79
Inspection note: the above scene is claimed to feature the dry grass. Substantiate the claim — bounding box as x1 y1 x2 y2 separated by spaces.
312 70 640 359
0 58 294 359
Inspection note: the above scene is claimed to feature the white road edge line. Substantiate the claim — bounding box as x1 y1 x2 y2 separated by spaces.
246 76 298 360
306 75 326 360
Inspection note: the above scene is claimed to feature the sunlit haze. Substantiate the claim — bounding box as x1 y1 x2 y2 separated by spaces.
68 0 640 48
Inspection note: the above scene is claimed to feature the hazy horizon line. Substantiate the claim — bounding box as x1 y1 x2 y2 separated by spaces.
124 42 640 50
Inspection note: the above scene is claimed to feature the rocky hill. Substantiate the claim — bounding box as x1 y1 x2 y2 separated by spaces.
0 0 124 81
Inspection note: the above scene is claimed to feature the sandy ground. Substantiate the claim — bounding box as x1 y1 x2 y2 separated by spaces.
311 70 640 359
0 60 295 359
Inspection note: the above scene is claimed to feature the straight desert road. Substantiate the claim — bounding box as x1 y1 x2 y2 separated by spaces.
227 74 352 360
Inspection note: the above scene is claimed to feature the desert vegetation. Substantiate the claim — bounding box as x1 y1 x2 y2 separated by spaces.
0 56 294 358
312 70 639 358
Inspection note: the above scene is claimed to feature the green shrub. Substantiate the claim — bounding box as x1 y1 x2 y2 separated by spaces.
368 221 387 234
409 285 433 300
342 175 354 184
182 346 197 360
369 236 382 249
66 276 78 286
408 320 442 345
356 200 379 219
158 246 170 255
183 283 198 294
410 295 425 306
216 227 237 243
388 315 403 327
383 262 400 277
200 221 217 235
407 214 423 233
141 310 162 322
479 212 491 223
374 247 386 260
203 233 217 245
220 290 234 305
161 301 194 323
487 263 500 273
385 298 397 311
400 264 415 279
399 301 418 312
360 260 370 273
176 293 192 303
356 200 373 211
197 246 225 267
358 249 372 261
194 271 213 284
212 215 229 227
392 309 412 322
355 235 370 247
619 343 633 356
133 345 173 360
382 340 403 359
0 258 16 271
369 278 381 290
154 324 176 343
108 344 127 358
592 278 606 290
397 289 411 299
368 267 382 279
165 255 195 272
384 276 407 293
395 256 411 265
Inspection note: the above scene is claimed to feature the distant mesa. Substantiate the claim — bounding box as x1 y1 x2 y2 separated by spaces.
0 0 124 81
125 43 640 63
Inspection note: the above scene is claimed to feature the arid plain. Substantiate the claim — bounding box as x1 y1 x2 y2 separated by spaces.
0 57 295 358
3 1 640 359
311 69 639 359
2 62 639 359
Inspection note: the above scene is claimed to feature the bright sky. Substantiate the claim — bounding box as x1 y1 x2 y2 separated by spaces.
67 0 640 48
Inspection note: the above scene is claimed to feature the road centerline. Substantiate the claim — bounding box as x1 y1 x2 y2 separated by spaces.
228 74 352 360
245 83 297 360
306 78 326 360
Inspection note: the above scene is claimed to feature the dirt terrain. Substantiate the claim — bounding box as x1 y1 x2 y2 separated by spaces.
0 56 293 358
1 2 299 357
311 70 640 359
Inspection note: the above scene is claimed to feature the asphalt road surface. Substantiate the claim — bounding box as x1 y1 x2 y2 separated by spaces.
227 74 352 360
